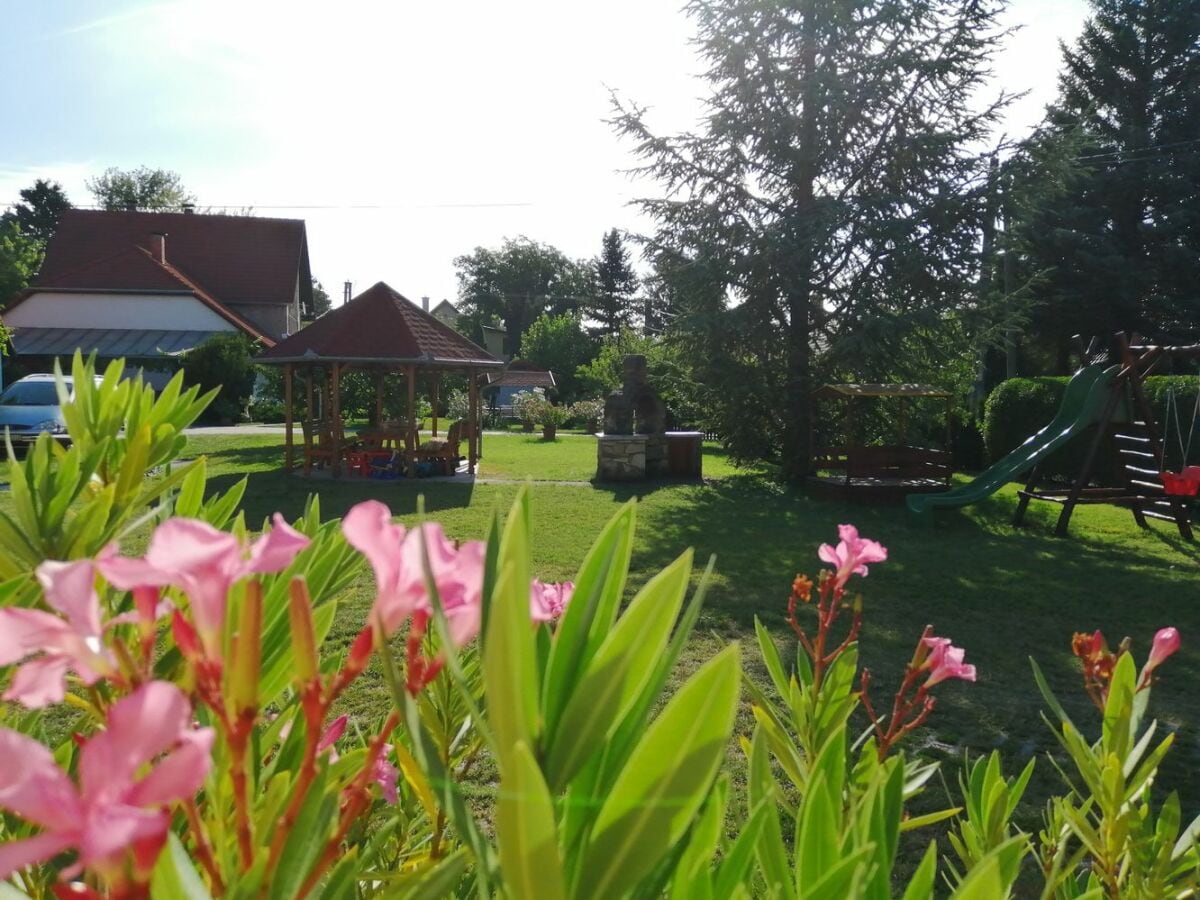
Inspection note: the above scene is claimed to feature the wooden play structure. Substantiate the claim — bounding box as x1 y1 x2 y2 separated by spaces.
808 383 954 503
1013 334 1196 539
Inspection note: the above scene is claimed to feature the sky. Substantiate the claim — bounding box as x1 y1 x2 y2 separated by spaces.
0 0 1091 306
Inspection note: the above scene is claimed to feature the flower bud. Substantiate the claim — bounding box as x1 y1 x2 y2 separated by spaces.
229 581 263 715
288 578 319 683
1146 627 1181 673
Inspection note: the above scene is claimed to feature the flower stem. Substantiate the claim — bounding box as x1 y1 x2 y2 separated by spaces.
183 798 225 894
296 712 401 898
265 680 324 872
227 712 257 871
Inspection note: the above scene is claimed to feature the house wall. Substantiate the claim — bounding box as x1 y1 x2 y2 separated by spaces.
5 292 238 332
227 302 291 340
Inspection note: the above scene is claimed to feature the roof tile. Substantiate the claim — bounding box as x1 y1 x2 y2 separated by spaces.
257 282 500 367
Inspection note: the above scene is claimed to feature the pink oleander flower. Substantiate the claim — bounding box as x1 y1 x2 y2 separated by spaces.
818 524 888 589
1146 627 1181 673
0 560 116 708
921 635 976 686
374 754 400 805
99 513 309 658
343 501 485 646
530 579 574 622
0 681 213 881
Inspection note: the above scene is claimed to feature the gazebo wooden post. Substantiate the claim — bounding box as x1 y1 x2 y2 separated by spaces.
898 397 908 444
431 371 440 437
284 363 294 472
330 363 342 478
305 368 313 426
468 368 478 475
406 364 417 452
374 370 384 427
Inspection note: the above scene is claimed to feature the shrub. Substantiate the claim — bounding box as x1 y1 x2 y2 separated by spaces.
446 387 470 422
511 389 545 426
536 402 568 427
983 376 1069 461
182 333 259 423
568 397 604 433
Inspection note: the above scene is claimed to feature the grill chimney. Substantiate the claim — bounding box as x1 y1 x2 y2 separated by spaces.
343 281 352 305
148 232 167 264
421 295 430 312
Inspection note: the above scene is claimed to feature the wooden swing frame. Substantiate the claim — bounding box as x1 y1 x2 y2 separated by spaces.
1012 333 1196 539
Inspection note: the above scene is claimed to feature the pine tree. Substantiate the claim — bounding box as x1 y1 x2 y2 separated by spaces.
1021 0 1200 346
613 0 1011 477
590 229 639 336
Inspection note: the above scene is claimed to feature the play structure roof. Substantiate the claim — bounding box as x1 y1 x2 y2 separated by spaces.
813 383 952 399
257 281 501 368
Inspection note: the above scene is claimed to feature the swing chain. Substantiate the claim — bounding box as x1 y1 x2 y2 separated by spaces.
1162 383 1200 471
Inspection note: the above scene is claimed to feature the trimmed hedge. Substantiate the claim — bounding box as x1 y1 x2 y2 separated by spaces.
983 374 1200 482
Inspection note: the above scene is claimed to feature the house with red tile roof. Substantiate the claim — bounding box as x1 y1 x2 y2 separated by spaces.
4 209 312 376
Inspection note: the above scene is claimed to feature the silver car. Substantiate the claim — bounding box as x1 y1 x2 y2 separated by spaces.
0 373 95 449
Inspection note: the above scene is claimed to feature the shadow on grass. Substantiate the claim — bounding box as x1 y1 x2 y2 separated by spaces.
597 472 1200 824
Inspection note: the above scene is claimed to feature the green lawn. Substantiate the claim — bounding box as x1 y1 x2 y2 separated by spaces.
16 432 1199 865
176 432 1200 843
471 433 756 481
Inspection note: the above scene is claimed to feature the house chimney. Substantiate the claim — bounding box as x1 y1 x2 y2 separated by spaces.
421 295 430 312
148 232 167 264
343 281 352 305
182 203 195 215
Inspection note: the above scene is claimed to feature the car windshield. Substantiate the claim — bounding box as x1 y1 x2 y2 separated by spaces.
0 382 61 407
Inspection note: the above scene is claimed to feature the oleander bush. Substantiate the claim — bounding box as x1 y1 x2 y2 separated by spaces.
0 355 1195 898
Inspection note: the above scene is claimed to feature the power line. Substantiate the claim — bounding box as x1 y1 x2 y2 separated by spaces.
1068 137 1200 163
0 200 537 212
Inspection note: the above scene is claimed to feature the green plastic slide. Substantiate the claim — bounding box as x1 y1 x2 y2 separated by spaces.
906 365 1116 517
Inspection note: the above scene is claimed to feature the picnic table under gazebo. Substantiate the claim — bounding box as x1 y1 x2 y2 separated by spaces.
256 281 502 477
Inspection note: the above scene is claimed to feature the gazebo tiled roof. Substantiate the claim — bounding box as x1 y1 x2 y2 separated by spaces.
257 281 501 367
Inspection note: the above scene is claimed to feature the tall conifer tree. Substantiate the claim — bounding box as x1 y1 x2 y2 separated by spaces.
590 228 639 336
1021 0 1200 347
613 0 1011 477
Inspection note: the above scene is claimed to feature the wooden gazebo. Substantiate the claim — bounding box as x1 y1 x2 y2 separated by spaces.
809 383 954 503
256 281 502 477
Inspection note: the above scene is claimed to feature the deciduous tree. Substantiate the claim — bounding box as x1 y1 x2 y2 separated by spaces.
5 179 71 244
518 312 596 401
87 166 197 212
0 219 42 307
307 278 332 319
454 237 592 355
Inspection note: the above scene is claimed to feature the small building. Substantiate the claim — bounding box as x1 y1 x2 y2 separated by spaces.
479 324 507 360
5 209 312 381
430 299 458 328
484 359 557 413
